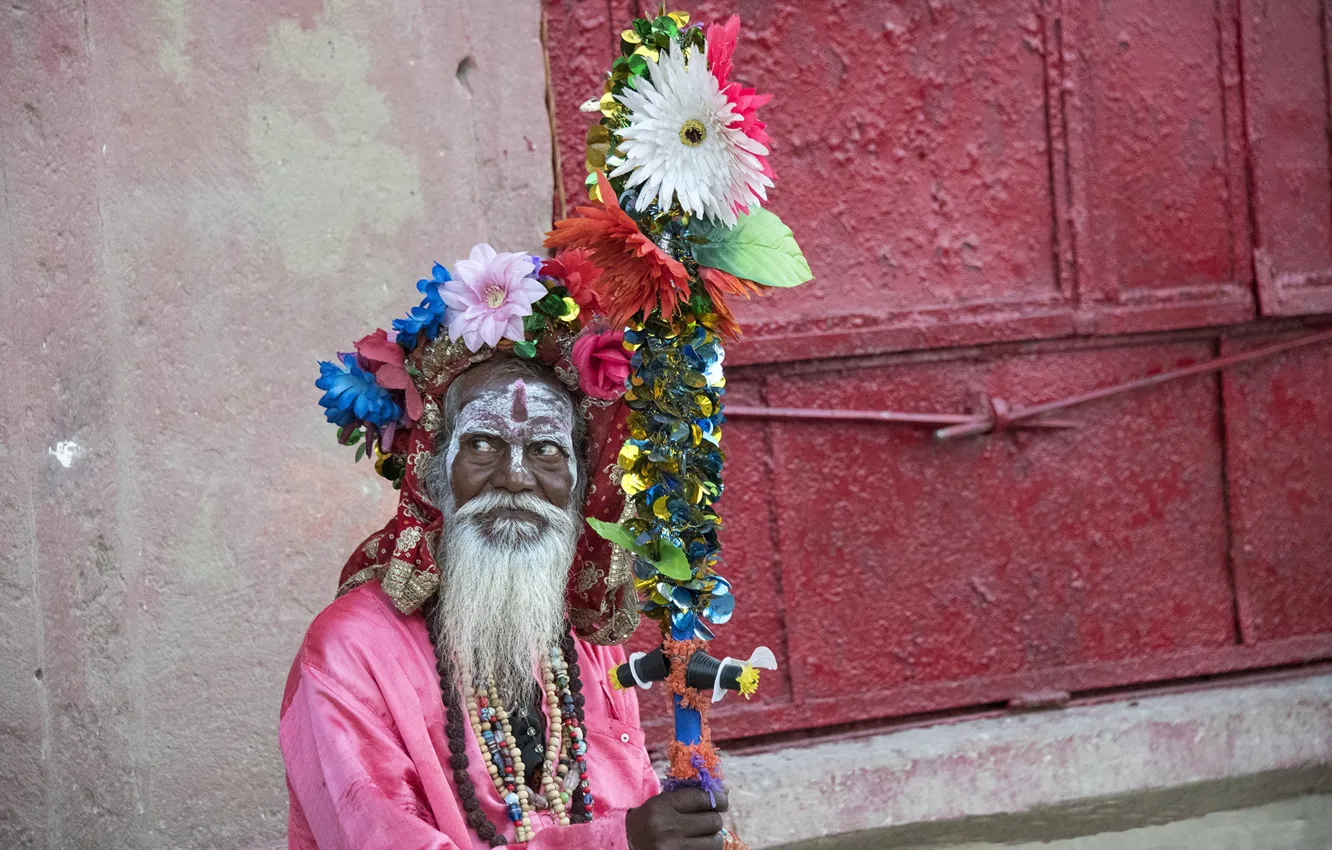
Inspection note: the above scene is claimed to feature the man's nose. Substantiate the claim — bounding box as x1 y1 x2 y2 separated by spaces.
492 449 537 492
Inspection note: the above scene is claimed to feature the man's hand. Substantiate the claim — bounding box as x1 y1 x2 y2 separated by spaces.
625 788 728 850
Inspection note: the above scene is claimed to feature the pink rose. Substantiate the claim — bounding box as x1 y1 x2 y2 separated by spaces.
572 331 631 401
354 329 423 424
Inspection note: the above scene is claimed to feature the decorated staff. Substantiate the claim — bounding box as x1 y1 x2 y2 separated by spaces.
285 8 809 850
546 7 812 836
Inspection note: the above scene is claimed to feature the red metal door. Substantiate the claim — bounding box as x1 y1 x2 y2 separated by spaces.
545 0 1332 747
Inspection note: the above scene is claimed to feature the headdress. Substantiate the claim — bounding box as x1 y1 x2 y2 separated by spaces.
318 243 640 644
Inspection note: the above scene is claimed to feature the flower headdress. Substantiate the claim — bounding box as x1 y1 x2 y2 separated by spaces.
316 242 640 643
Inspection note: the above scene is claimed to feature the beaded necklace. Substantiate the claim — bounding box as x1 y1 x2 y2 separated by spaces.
426 602 593 846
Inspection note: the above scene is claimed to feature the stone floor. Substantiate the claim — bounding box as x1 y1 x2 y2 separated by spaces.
918 794 1332 850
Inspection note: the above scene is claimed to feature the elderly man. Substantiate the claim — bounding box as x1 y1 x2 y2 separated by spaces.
281 356 726 850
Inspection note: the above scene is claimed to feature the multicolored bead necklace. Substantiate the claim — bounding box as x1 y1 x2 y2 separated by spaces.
426 601 593 846
465 642 594 841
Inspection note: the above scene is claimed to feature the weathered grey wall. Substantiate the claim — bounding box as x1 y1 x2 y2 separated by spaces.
0 1 552 847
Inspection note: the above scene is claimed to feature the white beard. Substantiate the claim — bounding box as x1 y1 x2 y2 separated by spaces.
432 490 580 706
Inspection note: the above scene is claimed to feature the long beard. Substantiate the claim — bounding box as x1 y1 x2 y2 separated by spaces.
432 490 580 707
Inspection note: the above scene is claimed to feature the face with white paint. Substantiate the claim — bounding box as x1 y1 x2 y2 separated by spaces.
424 359 583 704
445 363 578 537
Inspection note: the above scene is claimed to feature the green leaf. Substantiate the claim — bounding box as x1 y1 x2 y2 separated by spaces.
354 443 367 462
535 293 565 317
691 208 814 288
586 517 640 552
585 518 693 582
653 540 692 581
514 340 537 359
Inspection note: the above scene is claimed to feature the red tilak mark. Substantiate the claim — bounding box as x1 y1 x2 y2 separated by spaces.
511 379 528 422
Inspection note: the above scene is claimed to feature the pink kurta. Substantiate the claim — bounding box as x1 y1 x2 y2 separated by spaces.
280 583 660 849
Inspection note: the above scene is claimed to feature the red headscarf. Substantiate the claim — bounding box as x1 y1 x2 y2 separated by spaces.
334 335 640 645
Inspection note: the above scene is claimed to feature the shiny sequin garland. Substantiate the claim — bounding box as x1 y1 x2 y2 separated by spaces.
620 316 735 639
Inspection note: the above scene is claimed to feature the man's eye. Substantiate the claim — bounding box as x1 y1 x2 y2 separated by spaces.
532 442 564 458
470 437 499 452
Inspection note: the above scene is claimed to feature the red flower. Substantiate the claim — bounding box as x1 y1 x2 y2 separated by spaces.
545 172 691 327
571 330 632 400
354 329 423 423
541 250 604 315
707 14 776 205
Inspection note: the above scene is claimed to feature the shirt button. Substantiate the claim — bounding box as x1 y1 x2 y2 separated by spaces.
620 733 631 743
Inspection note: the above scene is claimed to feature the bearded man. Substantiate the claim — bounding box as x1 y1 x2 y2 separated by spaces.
280 356 727 850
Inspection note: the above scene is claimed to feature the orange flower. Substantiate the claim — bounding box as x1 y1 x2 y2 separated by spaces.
698 266 762 340
545 172 691 327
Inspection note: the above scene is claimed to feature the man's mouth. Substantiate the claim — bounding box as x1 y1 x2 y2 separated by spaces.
483 507 542 524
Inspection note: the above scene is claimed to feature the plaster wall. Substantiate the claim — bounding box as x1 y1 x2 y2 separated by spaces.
0 1 553 847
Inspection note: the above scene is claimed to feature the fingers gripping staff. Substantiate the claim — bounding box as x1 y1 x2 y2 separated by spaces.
547 9 812 849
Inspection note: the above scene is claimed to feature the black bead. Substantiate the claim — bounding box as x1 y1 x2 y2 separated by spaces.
488 835 506 847
453 768 470 786
466 808 486 828
450 752 469 770
476 821 495 840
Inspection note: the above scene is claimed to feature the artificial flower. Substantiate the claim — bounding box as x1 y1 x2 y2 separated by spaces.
541 250 604 315
316 352 402 428
572 330 632 400
706 15 776 195
545 172 691 327
353 329 423 423
697 266 761 339
441 243 548 352
609 39 772 226
392 263 450 350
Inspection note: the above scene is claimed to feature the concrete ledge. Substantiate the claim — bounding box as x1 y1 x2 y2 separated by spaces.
722 675 1332 848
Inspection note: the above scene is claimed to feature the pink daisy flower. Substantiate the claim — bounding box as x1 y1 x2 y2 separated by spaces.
707 15 776 207
441 243 548 352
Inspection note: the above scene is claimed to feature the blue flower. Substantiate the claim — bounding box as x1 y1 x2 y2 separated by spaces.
392 263 451 350
316 352 402 428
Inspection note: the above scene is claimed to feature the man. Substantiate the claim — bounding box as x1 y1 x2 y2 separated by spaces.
281 356 727 849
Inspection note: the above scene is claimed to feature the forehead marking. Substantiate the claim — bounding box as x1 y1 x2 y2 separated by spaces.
511 379 528 423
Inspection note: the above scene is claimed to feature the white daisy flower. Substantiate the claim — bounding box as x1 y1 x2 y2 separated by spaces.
610 41 772 226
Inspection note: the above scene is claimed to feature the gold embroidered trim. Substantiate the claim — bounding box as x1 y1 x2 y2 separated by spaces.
337 566 381 598
381 557 415 598
402 500 430 524
392 569 440 614
394 526 423 556
362 535 383 560
419 397 443 434
406 449 431 481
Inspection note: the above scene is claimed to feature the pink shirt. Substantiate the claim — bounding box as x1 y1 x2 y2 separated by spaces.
280 583 660 849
